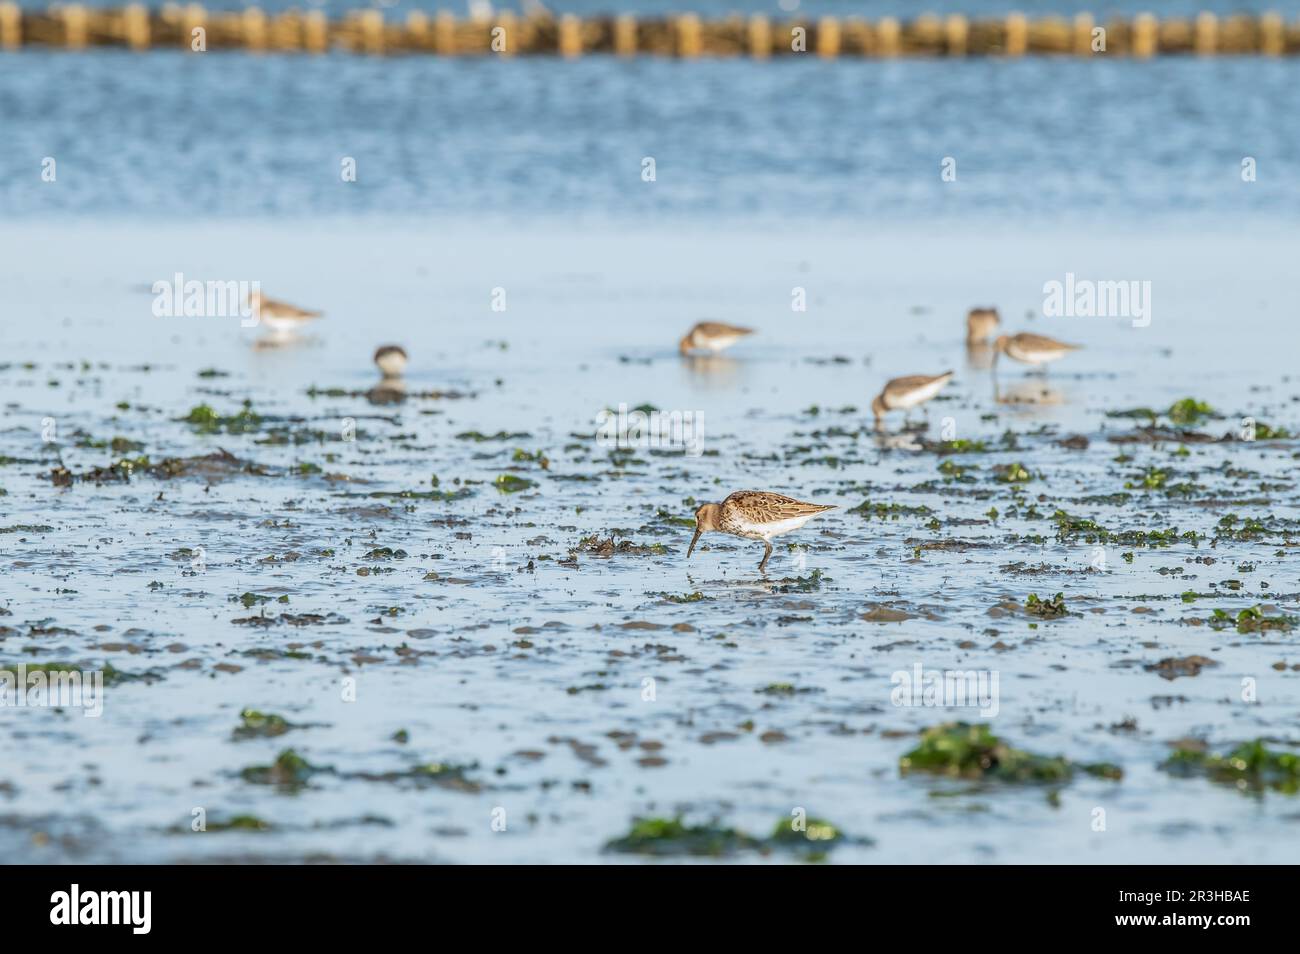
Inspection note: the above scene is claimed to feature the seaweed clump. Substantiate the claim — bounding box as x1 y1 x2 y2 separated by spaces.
899 722 1122 784
1162 740 1300 795
605 814 867 860
1025 592 1068 619
239 749 326 790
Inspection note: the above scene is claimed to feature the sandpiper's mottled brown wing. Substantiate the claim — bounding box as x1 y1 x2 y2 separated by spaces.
883 372 953 400
693 321 754 338
723 490 835 524
1011 332 1078 351
261 295 322 318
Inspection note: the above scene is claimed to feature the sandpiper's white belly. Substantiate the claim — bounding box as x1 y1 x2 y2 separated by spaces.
735 514 816 540
702 334 745 353
1007 343 1062 365
261 314 310 333
376 353 407 376
891 378 948 409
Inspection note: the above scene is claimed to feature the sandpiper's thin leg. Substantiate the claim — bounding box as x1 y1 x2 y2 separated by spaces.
758 541 773 573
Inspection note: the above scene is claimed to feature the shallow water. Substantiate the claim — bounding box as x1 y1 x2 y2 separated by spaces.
2 217 1299 862
4 50 1300 223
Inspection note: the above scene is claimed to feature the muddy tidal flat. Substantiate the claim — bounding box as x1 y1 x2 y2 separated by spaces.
1 221 1299 863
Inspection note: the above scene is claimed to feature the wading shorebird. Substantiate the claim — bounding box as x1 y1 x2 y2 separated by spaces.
966 307 1000 344
374 344 408 378
679 321 754 355
993 332 1080 372
687 491 835 573
248 291 323 334
871 371 954 429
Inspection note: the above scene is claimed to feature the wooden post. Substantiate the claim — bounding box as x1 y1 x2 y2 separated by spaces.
675 13 701 57
945 14 967 56
1132 13 1157 58
1073 13 1094 55
876 17 901 57
182 4 205 51
747 14 770 58
817 17 840 57
557 13 581 57
490 12 513 54
123 4 150 50
359 9 383 54
1193 12 1216 55
0 2 21 49
243 7 268 51
6 8 1300 59
1259 12 1284 55
1005 13 1027 56
304 10 327 52
433 10 455 55
63 4 89 49
614 13 636 56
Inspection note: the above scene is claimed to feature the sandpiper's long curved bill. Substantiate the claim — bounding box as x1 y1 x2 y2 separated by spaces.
687 526 703 558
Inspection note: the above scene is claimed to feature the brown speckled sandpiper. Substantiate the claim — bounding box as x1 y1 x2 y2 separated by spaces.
688 491 835 572
679 321 754 355
966 307 1001 344
374 344 408 378
871 371 954 428
248 290 323 333
993 332 1080 371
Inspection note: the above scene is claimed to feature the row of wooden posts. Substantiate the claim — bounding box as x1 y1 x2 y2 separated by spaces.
3 6 1300 56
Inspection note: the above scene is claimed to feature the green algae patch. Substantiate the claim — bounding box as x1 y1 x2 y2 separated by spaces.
208 814 272 832
899 722 1122 784
456 430 530 442
180 401 262 435
1108 399 1216 428
351 760 482 793
240 749 327 790
605 814 867 860
653 591 707 604
1163 740 1300 795
409 761 479 791
1025 592 1068 619
767 816 871 860
1252 422 1292 439
576 535 666 557
993 462 1032 483
5 660 143 688
938 459 976 481
772 569 829 593
1209 605 1296 634
849 500 933 520
1053 510 1190 547
604 817 762 858
1167 398 1215 426
1052 509 1106 538
233 708 294 740
340 486 473 503
1126 467 1168 490
494 474 537 494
